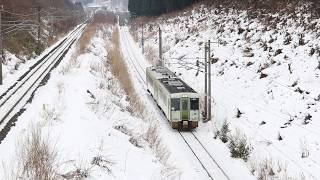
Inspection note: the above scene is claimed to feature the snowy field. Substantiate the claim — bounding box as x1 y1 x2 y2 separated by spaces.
0 24 171 179
131 4 320 180
0 19 249 180
0 4 319 179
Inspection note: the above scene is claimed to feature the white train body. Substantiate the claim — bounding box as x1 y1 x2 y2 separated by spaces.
146 66 200 129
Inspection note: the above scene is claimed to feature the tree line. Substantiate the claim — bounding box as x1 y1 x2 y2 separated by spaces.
128 0 200 16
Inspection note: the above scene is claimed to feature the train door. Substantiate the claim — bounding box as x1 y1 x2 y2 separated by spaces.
181 97 190 120
190 98 199 121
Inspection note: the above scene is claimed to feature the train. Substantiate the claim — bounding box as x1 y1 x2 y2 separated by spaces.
146 66 200 129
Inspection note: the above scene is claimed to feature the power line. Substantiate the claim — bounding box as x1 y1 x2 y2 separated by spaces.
2 9 46 17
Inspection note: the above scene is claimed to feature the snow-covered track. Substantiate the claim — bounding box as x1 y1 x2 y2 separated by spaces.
120 27 232 180
0 24 84 106
179 131 231 180
0 24 86 143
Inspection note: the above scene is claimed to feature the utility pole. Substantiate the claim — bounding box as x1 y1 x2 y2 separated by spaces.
0 5 3 85
141 23 144 54
208 40 212 121
159 26 162 66
203 42 208 122
37 6 41 51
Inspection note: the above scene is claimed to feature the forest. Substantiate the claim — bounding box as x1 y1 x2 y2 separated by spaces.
128 0 200 16
129 0 320 17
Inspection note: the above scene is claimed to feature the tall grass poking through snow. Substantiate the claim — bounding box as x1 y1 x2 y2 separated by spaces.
107 27 144 116
108 27 179 178
10 127 59 180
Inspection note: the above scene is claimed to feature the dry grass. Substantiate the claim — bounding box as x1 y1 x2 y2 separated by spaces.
61 11 117 74
145 45 158 65
78 24 97 54
145 123 170 164
145 121 180 179
107 27 144 116
10 127 59 180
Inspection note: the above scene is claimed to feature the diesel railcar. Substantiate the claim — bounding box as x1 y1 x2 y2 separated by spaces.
146 66 200 129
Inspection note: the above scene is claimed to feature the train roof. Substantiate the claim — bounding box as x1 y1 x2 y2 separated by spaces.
147 66 197 94
159 78 197 94
147 66 177 80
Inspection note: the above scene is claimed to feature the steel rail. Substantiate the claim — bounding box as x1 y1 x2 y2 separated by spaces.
0 24 85 143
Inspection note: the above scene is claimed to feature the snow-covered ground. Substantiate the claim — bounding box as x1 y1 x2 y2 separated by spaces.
119 26 255 180
1 4 319 179
0 24 172 179
131 4 320 180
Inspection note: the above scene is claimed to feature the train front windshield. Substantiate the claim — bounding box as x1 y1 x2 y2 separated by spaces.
171 98 180 111
190 98 199 110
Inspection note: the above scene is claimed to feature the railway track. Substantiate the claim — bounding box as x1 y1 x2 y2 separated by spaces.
179 131 231 180
0 23 86 143
120 27 231 180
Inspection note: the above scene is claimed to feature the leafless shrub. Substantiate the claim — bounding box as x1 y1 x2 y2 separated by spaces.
298 34 306 46
13 126 59 180
145 121 180 179
145 45 158 65
261 41 268 51
61 164 91 180
257 63 270 73
129 137 143 148
274 49 282 56
300 139 310 158
277 132 283 141
78 12 116 54
251 158 295 180
284 33 292 45
40 104 61 123
145 122 170 164
303 114 312 124
243 46 254 57
236 109 243 118
91 156 113 174
59 53 80 75
78 25 97 54
258 159 275 180
316 61 320 70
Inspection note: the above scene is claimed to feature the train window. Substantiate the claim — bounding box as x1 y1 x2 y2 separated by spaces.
171 98 180 111
190 98 199 110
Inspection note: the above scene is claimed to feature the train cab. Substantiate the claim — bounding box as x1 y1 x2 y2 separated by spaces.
146 66 200 129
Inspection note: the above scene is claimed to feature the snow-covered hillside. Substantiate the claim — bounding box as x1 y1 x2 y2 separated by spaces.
132 4 320 179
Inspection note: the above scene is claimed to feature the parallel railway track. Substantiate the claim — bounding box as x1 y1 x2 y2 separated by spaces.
0 23 86 144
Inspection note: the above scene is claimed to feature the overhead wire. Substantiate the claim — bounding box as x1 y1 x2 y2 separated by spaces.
173 60 320 176
138 16 320 178
2 9 46 17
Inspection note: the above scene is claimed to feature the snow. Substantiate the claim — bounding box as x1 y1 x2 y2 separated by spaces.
0 25 167 179
119 26 255 179
1 4 319 179
133 5 320 179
